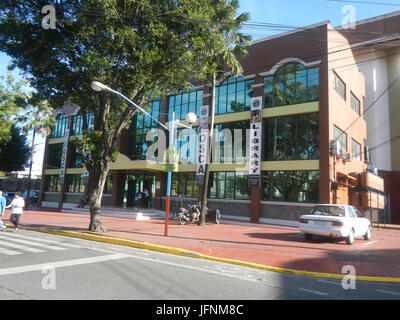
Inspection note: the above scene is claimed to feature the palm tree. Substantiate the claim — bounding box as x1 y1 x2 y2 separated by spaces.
199 0 251 226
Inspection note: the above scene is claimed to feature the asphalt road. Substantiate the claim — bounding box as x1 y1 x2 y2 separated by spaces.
0 229 399 301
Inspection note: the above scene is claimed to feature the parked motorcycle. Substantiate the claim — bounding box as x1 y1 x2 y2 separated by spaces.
178 203 221 225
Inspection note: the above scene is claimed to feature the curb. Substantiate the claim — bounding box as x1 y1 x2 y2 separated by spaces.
16 225 400 284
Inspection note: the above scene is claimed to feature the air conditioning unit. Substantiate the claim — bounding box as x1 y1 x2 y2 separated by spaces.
339 149 347 158
344 153 354 162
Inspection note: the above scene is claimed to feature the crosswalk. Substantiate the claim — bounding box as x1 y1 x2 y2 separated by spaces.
0 232 83 256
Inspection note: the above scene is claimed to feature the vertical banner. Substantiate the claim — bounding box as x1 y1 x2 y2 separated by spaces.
196 105 209 186
59 126 70 185
249 97 262 187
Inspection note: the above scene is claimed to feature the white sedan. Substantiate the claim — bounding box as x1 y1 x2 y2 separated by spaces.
299 204 372 245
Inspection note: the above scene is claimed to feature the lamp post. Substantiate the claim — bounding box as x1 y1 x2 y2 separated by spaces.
90 81 197 236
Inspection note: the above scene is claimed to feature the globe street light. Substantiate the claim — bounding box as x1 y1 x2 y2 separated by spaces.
90 81 197 236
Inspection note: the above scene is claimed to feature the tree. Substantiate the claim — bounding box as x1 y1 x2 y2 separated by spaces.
199 0 251 226
0 0 245 232
0 125 30 172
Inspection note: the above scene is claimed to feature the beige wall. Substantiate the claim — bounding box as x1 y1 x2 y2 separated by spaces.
327 25 367 203
387 47 400 170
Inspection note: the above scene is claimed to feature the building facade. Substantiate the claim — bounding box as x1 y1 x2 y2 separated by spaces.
338 11 400 223
39 19 385 225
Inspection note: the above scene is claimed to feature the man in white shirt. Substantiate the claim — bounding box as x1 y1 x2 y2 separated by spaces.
5 191 25 232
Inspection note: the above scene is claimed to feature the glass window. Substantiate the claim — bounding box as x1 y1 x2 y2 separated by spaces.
126 100 161 161
333 125 347 153
171 173 198 198
262 171 319 203
215 77 254 115
168 89 203 121
45 175 60 192
350 92 360 115
352 139 361 161
47 143 63 168
263 113 319 161
263 63 319 108
213 121 249 164
333 71 346 100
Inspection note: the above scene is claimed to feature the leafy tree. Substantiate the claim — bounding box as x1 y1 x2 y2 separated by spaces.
199 0 251 225
0 0 248 231
0 125 30 172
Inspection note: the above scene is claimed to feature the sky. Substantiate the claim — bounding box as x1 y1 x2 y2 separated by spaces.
0 0 399 176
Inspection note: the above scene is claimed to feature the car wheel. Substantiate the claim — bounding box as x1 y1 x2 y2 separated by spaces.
363 227 371 240
346 229 355 245
305 234 313 241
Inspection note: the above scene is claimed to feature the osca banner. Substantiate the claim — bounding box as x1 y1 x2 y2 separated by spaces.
196 105 209 186
249 97 262 187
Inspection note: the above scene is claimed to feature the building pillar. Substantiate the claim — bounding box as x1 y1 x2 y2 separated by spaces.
250 186 261 223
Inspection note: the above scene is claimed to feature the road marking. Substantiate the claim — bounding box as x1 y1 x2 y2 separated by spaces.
0 240 45 253
6 233 83 248
0 253 130 276
0 234 66 251
298 287 329 296
376 289 400 296
317 279 342 286
0 245 23 255
364 240 378 246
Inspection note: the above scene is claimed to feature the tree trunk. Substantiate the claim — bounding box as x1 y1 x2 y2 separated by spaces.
199 72 217 226
87 164 109 232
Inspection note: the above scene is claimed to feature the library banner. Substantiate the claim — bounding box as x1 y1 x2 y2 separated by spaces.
249 97 262 187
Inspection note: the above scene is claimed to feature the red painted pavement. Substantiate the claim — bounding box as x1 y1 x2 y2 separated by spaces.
2 208 400 278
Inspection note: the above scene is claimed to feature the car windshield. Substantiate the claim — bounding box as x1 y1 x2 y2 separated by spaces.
309 205 346 217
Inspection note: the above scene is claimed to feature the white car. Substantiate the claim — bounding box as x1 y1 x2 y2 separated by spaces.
299 204 372 245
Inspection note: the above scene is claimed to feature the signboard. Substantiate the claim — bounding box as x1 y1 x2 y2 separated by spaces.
196 105 209 186
59 127 70 185
248 97 262 187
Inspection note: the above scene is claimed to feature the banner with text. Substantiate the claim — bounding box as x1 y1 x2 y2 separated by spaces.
249 97 262 187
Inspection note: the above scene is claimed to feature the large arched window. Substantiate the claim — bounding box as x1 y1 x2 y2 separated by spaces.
50 114 68 138
263 62 319 108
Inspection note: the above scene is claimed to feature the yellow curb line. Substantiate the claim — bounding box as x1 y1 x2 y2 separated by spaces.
18 225 400 284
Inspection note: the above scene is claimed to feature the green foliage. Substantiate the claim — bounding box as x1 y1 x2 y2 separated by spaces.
0 125 30 172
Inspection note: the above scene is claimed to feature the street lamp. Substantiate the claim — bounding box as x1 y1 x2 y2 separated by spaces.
90 81 197 236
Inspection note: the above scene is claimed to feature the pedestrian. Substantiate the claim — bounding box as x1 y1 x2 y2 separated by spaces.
0 190 7 231
5 191 25 232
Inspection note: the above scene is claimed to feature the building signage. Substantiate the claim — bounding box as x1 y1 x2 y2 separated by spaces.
196 105 209 186
59 126 70 185
249 97 262 187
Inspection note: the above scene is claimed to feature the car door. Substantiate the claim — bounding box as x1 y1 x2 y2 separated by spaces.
347 206 359 236
354 208 369 235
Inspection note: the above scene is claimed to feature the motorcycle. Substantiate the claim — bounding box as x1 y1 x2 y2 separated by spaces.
178 203 221 225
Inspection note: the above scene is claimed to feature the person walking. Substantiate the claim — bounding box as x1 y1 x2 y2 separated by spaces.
0 190 7 231
5 191 25 232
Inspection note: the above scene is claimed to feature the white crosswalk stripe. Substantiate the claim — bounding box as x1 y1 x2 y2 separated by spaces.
0 232 83 255
0 239 45 253
3 233 83 249
0 234 66 251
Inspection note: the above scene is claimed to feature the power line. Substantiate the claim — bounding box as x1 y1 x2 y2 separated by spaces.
326 0 400 6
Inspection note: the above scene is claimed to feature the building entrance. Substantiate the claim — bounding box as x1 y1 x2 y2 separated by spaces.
122 172 156 209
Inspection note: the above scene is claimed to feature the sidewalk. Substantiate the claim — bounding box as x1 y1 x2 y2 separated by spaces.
2 207 400 282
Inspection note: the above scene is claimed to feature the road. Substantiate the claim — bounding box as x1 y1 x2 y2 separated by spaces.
0 229 399 301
